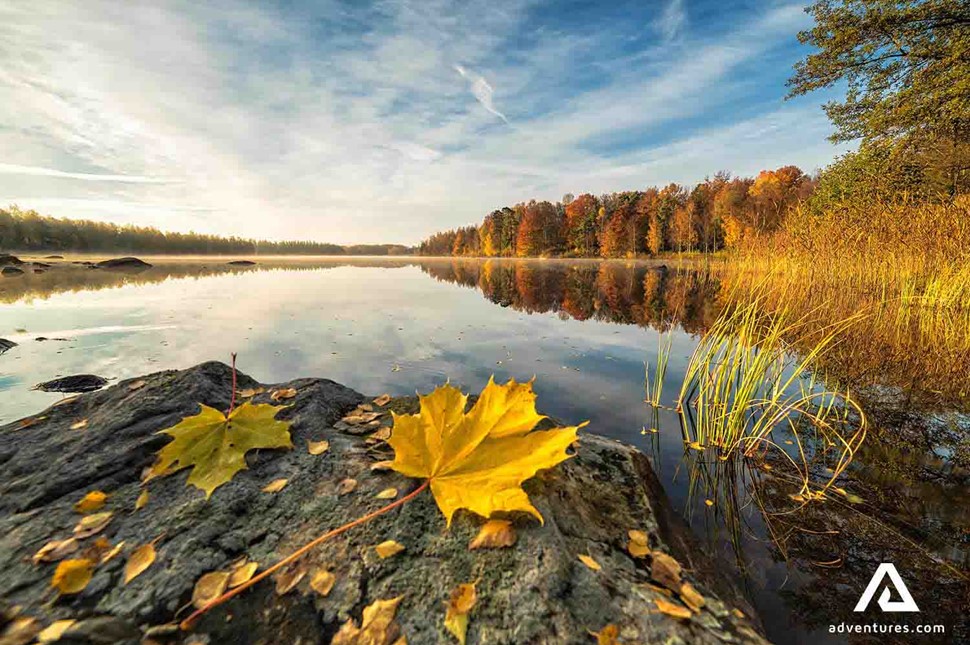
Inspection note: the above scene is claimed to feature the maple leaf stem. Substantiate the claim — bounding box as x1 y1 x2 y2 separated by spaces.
179 478 431 631
227 352 238 417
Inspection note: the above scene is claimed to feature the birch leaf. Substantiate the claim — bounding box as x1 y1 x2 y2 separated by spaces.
124 544 156 584
388 377 587 525
228 561 258 588
73 491 107 513
374 540 405 559
309 568 336 596
468 519 516 550
307 439 330 455
51 559 94 594
578 554 601 571
332 596 403 645
262 478 288 493
135 489 150 511
147 402 293 498
192 571 231 609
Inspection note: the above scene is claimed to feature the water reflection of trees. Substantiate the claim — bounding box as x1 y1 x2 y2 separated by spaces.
421 259 721 334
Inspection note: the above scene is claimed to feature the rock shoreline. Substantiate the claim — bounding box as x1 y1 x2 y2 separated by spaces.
0 362 767 644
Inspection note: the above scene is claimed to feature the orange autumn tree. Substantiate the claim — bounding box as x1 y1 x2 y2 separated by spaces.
515 200 562 257
564 193 601 257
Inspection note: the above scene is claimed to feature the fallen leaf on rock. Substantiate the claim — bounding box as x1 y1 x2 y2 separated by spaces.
654 597 692 620
732 608 745 619
375 487 398 500
238 387 264 398
444 582 477 645
275 564 307 595
627 530 650 558
73 511 113 538
370 460 394 472
578 554 601 571
368 427 392 442
468 519 516 550
337 478 358 495
270 387 297 401
309 568 336 596
262 478 288 493
1 617 41 645
18 416 46 430
146 402 293 498
192 571 231 609
651 552 682 591
307 439 330 455
388 377 587 525
128 380 147 391
374 540 405 559
332 596 403 645
343 411 382 425
228 561 258 588
373 394 392 407
51 558 94 594
33 538 79 564
99 540 125 565
679 582 706 613
74 490 107 513
124 544 156 584
70 419 88 431
37 619 76 643
590 623 620 645
135 489 150 511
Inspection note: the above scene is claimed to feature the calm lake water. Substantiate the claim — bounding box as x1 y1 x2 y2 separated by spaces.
1 256 966 643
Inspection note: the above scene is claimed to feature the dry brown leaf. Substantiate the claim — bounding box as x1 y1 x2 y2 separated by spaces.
73 511 113 538
37 619 77 643
70 419 88 431
654 597 692 620
238 387 264 398
337 478 358 495
342 411 381 425
275 564 307 595
124 544 156 584
99 540 125 565
468 519 516 550
135 489 150 511
369 427 392 442
577 554 601 571
650 552 682 591
73 490 107 513
373 394 392 407
262 478 288 493
590 623 620 645
374 540 405 559
370 460 394 472
33 537 79 564
307 439 330 455
679 582 706 613
309 568 336 596
128 380 147 391
192 571 231 609
228 561 258 588
627 529 650 558
444 582 477 645
2 617 41 645
18 416 46 429
270 388 297 402
332 596 403 645
51 558 95 594
375 487 398 500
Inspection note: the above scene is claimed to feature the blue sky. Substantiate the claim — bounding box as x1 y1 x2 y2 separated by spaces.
0 0 847 245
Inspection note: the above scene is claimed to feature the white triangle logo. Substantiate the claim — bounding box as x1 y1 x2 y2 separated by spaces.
854 563 920 612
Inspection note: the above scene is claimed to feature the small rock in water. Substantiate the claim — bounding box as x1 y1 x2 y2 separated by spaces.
0 254 24 265
95 257 152 270
0 339 16 355
44 255 64 259
33 374 109 393
1 266 25 277
227 259 257 266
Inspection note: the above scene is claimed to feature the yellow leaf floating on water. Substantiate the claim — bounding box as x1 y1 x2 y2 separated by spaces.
388 377 587 525
374 540 405 559
332 596 403 645
443 582 477 645
135 489 150 511
309 568 336 596
307 439 330 455
33 537 79 564
51 558 94 594
228 561 258 588
577 554 601 571
262 478 288 493
73 511 113 538
192 571 231 609
146 402 293 499
627 530 650 558
73 490 107 513
468 519 516 550
37 619 76 642
654 597 692 620
124 544 156 584
590 623 620 645
376 487 398 500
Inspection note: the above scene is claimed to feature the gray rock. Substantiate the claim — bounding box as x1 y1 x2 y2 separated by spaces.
0 362 766 644
94 257 152 270
0 339 15 355
1 266 24 277
0 254 24 265
33 374 108 393
227 260 257 266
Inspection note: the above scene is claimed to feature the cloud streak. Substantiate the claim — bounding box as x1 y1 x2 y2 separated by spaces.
454 64 509 124
0 163 172 183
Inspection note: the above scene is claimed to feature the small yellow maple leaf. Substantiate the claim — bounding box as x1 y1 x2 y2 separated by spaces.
147 402 293 498
388 377 586 525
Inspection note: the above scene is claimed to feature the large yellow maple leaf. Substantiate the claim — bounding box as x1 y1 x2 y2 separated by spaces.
388 377 586 525
147 402 293 498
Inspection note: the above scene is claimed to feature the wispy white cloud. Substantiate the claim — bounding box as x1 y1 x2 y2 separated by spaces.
454 64 509 124
657 0 687 42
0 163 172 183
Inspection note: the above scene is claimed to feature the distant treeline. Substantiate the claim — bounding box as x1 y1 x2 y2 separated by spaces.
418 166 814 258
0 206 413 256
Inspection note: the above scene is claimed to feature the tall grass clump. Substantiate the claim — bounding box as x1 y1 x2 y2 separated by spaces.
644 331 672 407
